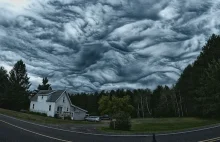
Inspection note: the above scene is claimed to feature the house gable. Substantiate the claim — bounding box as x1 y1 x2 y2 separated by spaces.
54 91 72 113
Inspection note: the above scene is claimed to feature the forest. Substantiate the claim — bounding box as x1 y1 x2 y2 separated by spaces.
1 34 220 118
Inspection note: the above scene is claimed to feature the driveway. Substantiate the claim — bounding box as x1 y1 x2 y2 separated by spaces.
0 114 220 142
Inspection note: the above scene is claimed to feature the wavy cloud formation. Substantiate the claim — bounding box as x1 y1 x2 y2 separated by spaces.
0 0 219 92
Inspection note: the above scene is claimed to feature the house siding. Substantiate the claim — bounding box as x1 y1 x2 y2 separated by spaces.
70 107 87 120
30 97 55 117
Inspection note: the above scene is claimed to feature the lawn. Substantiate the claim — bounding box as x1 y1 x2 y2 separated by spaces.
100 117 220 134
0 108 94 124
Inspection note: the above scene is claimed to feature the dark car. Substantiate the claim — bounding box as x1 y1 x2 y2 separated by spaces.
100 115 111 120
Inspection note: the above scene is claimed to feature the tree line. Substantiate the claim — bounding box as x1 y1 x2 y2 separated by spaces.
69 86 184 118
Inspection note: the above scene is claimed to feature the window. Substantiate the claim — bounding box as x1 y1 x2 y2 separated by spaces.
32 104 34 109
63 97 65 103
67 107 68 112
49 105 51 111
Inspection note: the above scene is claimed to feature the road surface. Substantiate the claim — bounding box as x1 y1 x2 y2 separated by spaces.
0 114 220 142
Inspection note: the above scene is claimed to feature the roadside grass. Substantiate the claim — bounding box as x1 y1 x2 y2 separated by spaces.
1 108 219 134
99 117 220 134
0 108 96 124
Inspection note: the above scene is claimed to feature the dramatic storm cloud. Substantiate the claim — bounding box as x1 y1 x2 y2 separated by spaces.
0 0 219 92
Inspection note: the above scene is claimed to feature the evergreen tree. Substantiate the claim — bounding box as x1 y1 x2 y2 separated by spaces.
175 34 220 117
0 67 9 108
38 77 52 90
8 60 31 110
196 59 220 117
151 85 163 117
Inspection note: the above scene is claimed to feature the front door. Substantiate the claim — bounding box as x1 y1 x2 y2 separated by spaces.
57 106 62 114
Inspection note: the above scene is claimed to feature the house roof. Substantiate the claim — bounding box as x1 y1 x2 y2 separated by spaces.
47 90 65 102
38 90 55 95
30 90 56 101
71 104 88 112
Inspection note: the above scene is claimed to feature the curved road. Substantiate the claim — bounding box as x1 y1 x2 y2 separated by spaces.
0 114 220 142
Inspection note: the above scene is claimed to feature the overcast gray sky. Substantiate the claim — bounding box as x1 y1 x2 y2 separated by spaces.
0 0 219 92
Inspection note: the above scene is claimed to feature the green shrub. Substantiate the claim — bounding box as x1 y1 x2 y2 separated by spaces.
54 114 59 119
110 111 131 131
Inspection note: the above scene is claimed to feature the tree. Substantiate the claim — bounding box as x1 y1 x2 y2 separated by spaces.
98 95 134 131
8 60 31 110
38 77 52 90
0 67 9 108
151 86 163 117
196 59 220 117
110 111 131 130
175 34 220 117
98 95 134 116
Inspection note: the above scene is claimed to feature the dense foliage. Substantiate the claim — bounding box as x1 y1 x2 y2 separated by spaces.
0 60 31 110
0 67 9 108
110 111 131 131
69 86 182 118
175 34 220 117
98 95 134 116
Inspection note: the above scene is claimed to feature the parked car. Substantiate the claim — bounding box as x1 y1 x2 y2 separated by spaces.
84 116 100 122
100 115 111 120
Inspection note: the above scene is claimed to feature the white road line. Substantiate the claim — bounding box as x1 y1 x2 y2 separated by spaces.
0 120 71 142
0 114 220 137
158 124 220 136
0 114 152 137
199 137 220 142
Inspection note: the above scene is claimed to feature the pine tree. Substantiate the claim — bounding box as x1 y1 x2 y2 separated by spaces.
8 60 31 110
196 59 220 117
0 67 9 108
175 34 220 117
38 77 52 90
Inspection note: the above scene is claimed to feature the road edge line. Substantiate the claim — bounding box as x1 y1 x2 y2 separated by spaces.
0 120 71 142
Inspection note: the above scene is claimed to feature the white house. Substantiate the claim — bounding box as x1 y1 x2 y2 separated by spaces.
29 90 88 120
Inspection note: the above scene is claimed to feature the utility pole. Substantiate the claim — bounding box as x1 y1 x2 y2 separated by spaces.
152 133 157 142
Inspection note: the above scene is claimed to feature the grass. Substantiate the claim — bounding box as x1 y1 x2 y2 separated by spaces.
100 117 220 134
1 108 219 134
0 108 95 124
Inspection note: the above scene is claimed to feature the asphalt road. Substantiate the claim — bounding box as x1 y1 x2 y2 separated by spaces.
0 114 220 142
